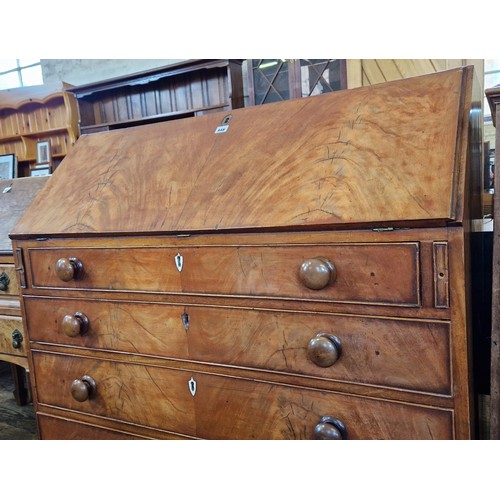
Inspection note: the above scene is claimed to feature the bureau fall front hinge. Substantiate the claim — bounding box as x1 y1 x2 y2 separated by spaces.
14 248 26 288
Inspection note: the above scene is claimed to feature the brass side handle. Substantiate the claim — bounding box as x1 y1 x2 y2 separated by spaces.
308 333 341 367
314 416 348 440
299 257 336 290
56 257 84 282
11 329 23 349
0 271 10 291
62 312 89 338
70 375 97 402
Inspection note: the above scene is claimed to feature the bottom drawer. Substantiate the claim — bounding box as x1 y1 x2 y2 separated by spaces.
37 414 142 440
33 352 454 440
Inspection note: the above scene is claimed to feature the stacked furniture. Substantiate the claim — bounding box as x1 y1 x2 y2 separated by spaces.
11 66 476 439
0 176 49 405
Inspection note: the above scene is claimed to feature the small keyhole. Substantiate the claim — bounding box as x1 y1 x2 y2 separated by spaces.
190 381 195 391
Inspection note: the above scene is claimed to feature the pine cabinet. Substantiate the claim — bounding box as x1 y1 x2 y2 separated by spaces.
0 83 79 177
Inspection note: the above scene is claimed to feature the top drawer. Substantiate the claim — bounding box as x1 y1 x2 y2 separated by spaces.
27 243 420 306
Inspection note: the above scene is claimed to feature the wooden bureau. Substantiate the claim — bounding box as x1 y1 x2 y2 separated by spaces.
0 176 49 405
10 67 476 439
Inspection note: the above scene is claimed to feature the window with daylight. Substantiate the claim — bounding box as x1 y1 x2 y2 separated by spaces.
485 59 500 122
0 59 43 90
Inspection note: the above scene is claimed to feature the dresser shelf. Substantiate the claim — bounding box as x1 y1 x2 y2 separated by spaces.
0 83 79 176
67 59 244 135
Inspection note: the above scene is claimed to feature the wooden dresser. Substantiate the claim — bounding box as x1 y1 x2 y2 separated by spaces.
0 176 49 404
11 67 476 439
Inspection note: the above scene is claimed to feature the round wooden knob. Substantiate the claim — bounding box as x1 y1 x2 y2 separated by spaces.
62 312 89 337
299 257 336 290
70 375 97 402
308 333 341 367
314 416 348 440
55 257 83 282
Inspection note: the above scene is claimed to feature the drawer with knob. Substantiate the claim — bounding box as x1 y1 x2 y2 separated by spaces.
0 315 25 357
0 264 19 297
25 297 451 394
32 351 453 439
27 242 420 307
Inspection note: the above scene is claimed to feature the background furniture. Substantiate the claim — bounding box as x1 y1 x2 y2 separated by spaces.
0 176 49 405
66 59 244 135
12 67 477 439
246 59 347 105
0 84 79 177
485 86 500 439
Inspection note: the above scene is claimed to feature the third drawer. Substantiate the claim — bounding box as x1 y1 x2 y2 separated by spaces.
32 351 453 440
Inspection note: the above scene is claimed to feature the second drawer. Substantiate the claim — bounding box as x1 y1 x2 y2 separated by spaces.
25 297 451 394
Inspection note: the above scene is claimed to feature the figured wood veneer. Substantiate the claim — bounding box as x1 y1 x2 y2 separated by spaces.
33 351 453 440
28 243 420 306
13 67 475 439
25 296 451 394
12 69 469 238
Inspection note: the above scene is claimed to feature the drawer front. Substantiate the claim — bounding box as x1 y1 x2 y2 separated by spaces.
37 414 140 440
33 352 453 439
26 297 451 394
0 264 19 297
28 243 420 306
0 316 25 357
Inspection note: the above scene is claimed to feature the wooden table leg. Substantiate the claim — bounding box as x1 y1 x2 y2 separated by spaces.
10 363 28 406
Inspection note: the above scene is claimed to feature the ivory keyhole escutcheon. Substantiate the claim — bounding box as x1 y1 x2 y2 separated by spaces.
175 253 184 272
188 377 197 396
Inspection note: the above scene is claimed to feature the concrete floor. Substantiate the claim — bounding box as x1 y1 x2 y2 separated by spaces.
0 361 37 440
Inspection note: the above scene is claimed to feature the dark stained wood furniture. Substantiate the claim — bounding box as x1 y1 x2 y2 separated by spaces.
0 176 49 405
486 87 500 439
66 59 244 135
11 67 476 439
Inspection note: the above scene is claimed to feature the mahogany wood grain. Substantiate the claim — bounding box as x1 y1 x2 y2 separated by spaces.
11 68 471 238
37 414 143 440
13 69 476 440
32 351 453 439
37 410 190 440
25 297 451 394
27 242 420 307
